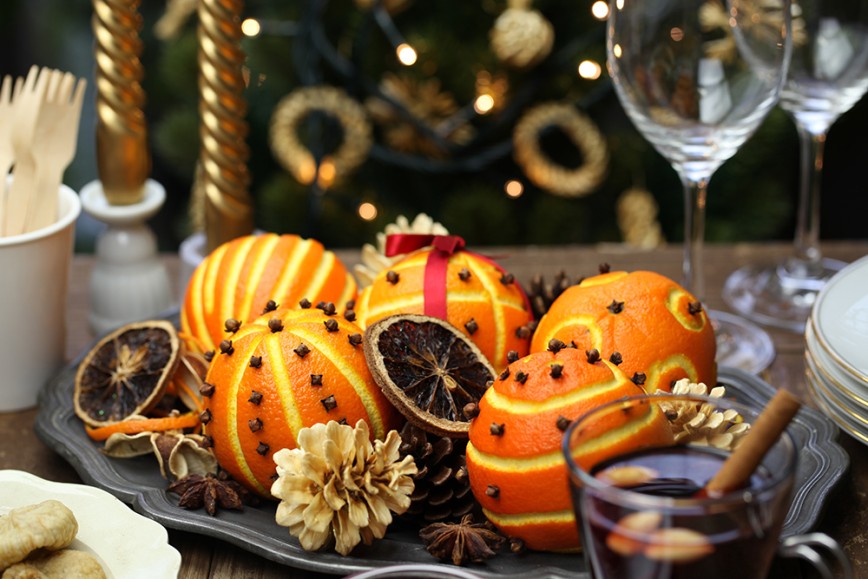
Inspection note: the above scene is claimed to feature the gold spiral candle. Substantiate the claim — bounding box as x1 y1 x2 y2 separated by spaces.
92 0 150 205
197 0 254 252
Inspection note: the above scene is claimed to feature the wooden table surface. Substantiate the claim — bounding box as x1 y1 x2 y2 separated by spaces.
1 241 866 578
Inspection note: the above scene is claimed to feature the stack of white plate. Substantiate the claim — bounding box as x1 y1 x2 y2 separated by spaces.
804 255 868 446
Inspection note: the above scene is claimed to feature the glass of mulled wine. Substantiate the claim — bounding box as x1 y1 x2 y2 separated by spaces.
562 393 850 579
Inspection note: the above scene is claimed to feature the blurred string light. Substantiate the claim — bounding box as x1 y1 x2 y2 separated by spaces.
612 43 623 58
504 180 524 198
358 202 378 221
241 17 299 37
372 4 417 66
396 43 418 66
241 18 261 37
474 94 495 114
473 71 508 116
578 60 602 79
591 1 609 19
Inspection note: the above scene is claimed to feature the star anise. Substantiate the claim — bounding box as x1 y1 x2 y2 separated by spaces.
419 514 507 566
167 470 254 516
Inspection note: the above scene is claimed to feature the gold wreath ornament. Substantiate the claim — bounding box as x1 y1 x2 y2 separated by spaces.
513 102 609 197
270 86 373 189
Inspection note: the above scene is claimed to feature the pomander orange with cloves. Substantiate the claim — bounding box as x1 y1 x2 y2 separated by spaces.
181 233 357 354
200 304 402 497
465 344 673 552
354 249 533 372
530 270 716 394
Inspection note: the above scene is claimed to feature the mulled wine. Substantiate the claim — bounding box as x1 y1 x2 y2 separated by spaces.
578 446 792 579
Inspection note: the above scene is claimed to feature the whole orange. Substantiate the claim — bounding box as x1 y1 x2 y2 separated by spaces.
182 233 357 353
201 306 401 497
465 347 672 552
354 249 533 371
530 271 716 394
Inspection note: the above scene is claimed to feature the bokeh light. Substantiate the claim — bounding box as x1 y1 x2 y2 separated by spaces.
358 202 378 221
241 18 261 37
396 43 417 66
578 60 602 80
505 180 524 198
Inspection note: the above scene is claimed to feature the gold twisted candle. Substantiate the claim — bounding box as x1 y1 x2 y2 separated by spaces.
197 0 254 252
93 0 150 205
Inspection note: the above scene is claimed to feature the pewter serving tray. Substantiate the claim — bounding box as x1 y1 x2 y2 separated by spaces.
35 338 848 579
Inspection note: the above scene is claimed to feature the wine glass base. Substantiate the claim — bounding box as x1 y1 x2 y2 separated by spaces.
711 310 776 375
722 258 847 333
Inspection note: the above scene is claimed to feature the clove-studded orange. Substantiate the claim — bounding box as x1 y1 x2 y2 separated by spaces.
465 346 673 552
181 233 357 353
530 270 716 394
201 305 402 497
354 249 533 371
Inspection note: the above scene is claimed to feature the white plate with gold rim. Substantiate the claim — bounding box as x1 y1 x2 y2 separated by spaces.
812 254 868 382
0 470 180 579
805 364 868 446
805 321 868 406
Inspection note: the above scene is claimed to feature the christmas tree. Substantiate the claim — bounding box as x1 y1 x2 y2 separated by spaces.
6 0 867 251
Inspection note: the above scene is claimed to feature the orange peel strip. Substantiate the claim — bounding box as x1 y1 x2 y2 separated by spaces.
178 331 211 354
85 412 201 442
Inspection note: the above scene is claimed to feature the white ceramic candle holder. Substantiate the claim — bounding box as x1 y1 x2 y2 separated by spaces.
80 179 174 335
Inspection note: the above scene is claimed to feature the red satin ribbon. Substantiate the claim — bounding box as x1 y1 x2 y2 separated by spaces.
385 234 465 318
384 234 533 321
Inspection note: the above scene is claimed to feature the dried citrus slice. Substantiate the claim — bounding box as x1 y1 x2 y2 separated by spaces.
364 314 496 437
74 320 180 428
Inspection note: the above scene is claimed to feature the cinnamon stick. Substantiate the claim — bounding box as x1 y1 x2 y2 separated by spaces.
703 389 801 496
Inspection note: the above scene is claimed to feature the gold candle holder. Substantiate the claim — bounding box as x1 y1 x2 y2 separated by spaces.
197 0 254 253
93 0 150 205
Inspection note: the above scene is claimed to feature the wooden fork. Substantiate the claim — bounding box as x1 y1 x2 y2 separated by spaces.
0 74 24 237
26 70 87 231
4 66 50 236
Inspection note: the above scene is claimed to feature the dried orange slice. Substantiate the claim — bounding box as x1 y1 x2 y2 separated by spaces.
74 320 180 428
364 314 496 437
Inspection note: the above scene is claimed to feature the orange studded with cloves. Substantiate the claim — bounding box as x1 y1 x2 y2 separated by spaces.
182 233 357 354
355 249 533 371
531 270 716 394
201 306 402 497
465 347 673 552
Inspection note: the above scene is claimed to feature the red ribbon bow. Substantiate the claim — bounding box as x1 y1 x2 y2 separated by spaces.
384 234 532 322
385 234 466 319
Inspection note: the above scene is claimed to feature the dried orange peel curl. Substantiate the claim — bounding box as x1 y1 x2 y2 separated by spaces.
84 412 201 442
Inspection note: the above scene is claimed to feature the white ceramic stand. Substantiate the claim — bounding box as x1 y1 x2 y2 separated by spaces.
178 230 207 300
80 179 174 335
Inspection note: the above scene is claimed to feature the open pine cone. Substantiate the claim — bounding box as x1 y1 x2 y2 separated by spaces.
657 379 750 451
527 271 582 319
398 423 479 524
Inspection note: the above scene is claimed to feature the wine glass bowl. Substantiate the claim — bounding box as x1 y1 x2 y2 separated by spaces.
607 0 791 372
724 0 868 332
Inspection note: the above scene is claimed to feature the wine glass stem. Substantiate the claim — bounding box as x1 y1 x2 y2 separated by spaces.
793 123 828 268
682 175 708 301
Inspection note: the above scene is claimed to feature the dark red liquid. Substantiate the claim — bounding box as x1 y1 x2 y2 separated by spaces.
579 446 791 579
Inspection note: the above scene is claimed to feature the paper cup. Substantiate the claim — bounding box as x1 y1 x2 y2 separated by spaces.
0 184 80 412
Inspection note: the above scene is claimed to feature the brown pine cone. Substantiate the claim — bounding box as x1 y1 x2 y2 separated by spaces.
398 423 479 524
527 271 582 319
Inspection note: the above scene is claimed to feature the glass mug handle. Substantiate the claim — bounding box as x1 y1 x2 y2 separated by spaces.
778 533 853 579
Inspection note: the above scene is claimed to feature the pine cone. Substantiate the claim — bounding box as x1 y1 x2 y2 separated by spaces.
656 380 751 451
527 271 581 319
398 423 479 524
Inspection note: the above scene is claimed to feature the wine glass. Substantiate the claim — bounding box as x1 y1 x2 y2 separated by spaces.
723 0 868 332
607 0 792 373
